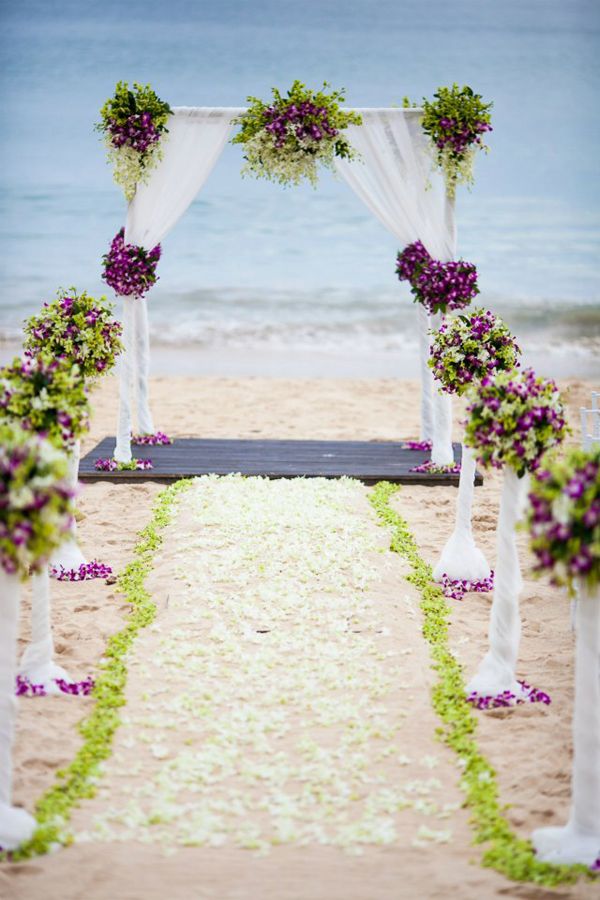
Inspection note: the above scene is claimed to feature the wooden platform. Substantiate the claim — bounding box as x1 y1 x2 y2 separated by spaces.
79 438 482 486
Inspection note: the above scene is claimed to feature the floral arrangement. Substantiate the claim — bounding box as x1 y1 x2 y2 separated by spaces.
0 422 74 578
526 447 600 594
410 460 461 475
94 457 153 471
16 674 94 697
421 84 493 198
467 681 551 710
429 309 521 394
0 355 89 450
132 431 172 446
232 80 362 187
96 81 172 200
403 439 432 452
439 571 494 601
23 289 123 380
396 241 479 315
464 368 568 478
50 560 113 582
102 228 161 299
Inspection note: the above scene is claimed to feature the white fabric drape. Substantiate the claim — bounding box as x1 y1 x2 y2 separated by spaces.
18 569 70 694
334 110 454 261
467 468 528 698
334 110 456 454
125 108 241 249
433 443 491 580
533 581 600 865
49 440 86 570
115 109 239 461
0 570 36 850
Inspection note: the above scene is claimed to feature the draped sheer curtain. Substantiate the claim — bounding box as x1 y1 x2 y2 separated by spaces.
112 107 455 462
115 108 241 461
334 110 456 457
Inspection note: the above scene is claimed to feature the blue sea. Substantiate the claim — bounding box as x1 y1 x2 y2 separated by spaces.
1 0 599 375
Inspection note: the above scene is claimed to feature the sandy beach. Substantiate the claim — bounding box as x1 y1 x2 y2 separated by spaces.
0 374 597 900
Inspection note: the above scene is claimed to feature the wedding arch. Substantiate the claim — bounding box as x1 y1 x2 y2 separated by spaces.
111 106 457 465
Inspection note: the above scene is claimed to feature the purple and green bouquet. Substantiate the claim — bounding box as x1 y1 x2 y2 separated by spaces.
0 422 74 578
526 447 600 594
396 241 479 315
232 81 362 187
421 84 493 197
102 228 161 299
24 289 123 381
464 368 568 478
0 355 89 451
429 308 521 395
97 81 172 200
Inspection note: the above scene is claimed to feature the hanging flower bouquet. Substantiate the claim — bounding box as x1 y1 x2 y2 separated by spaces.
421 84 493 198
0 355 89 450
102 228 161 298
395 241 479 315
464 368 568 477
232 80 362 187
97 81 172 201
23 289 123 380
526 447 600 592
0 422 74 578
429 309 521 394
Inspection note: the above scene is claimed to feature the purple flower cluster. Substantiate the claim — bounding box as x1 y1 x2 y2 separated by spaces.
132 431 172 446
430 309 521 395
263 101 338 148
395 241 431 284
403 439 432 452
50 560 113 581
15 675 95 697
107 111 160 154
439 571 494 601
94 457 153 471
410 460 461 475
467 680 551 710
413 259 479 315
102 228 161 299
529 454 599 581
396 241 479 315
436 117 492 156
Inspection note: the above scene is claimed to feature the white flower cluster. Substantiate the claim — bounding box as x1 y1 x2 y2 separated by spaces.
241 127 341 188
76 476 455 853
105 138 164 202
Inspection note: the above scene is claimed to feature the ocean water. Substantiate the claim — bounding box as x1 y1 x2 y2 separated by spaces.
1 0 599 375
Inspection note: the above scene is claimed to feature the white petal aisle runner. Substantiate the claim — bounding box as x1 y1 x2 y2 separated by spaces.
74 476 464 854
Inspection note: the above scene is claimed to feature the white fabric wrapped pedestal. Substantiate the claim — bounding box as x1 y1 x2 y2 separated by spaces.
467 467 529 698
434 443 491 580
18 570 71 695
0 571 37 850
417 305 434 442
532 581 600 866
49 440 86 569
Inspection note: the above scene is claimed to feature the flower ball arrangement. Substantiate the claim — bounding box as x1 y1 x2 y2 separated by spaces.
421 84 493 197
102 228 161 299
0 355 89 451
464 368 568 478
429 308 521 394
0 422 74 578
24 289 123 380
395 241 479 315
526 447 600 593
232 80 362 187
97 81 172 201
